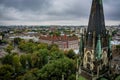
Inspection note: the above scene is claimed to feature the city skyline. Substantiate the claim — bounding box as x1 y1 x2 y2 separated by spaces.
0 0 120 25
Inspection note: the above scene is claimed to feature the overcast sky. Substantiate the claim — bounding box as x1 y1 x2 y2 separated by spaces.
0 0 120 25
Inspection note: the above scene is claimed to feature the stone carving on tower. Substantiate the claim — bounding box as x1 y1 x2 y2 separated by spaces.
79 0 112 79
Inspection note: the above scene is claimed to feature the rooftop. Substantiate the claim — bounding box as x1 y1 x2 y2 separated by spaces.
39 35 78 41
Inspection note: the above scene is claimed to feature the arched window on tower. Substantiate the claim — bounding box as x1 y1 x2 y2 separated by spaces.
87 53 91 62
86 51 92 69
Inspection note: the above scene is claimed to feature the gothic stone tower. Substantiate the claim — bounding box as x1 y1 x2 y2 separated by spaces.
79 0 112 79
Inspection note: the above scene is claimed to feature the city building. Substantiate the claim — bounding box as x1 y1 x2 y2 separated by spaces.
39 35 79 51
9 36 39 42
79 0 112 79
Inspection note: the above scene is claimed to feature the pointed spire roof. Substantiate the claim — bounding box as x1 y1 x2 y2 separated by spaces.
96 35 102 60
87 0 106 36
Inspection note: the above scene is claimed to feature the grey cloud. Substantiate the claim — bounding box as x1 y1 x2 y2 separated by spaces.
47 0 91 18
0 0 120 25
104 0 120 20
0 0 51 11
0 5 23 20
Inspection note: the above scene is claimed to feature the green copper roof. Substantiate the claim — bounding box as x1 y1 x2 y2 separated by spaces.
79 34 84 55
96 35 102 60
108 36 112 56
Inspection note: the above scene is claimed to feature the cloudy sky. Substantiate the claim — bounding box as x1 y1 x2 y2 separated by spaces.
0 0 120 25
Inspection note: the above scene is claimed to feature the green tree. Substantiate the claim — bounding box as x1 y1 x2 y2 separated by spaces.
48 44 58 50
26 54 32 68
66 49 76 59
20 54 27 69
1 54 13 65
37 43 48 50
16 68 39 80
18 41 35 53
38 58 76 80
5 44 14 54
38 49 49 68
67 74 76 80
0 64 14 80
31 53 39 68
14 37 22 45
31 49 49 68
50 50 64 60
12 55 21 73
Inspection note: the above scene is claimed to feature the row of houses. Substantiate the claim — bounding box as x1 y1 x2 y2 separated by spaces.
9 32 79 52
39 35 79 51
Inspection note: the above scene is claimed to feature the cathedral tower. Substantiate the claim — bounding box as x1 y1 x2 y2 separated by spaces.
79 0 112 79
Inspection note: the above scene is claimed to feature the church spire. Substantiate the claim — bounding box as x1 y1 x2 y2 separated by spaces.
80 0 111 79
87 0 106 36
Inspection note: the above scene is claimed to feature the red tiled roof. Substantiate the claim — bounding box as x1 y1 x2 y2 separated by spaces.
39 35 78 41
